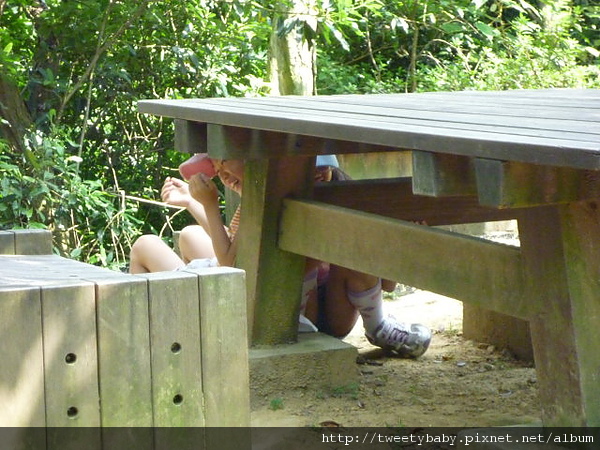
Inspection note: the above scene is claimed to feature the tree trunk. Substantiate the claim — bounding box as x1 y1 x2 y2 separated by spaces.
268 0 317 96
0 69 32 153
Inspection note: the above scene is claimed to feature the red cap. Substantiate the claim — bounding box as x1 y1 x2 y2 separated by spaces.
178 153 217 180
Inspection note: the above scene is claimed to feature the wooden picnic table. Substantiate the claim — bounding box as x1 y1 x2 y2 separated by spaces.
139 88 600 427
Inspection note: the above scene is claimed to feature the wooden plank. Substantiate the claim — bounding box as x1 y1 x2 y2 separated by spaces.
142 271 205 429
412 151 477 197
191 267 250 431
475 159 600 208
231 95 599 136
41 281 101 450
0 231 15 254
207 123 399 160
313 177 517 226
174 119 207 154
41 281 100 427
13 229 52 255
93 276 153 433
0 255 126 286
144 93 600 139
0 285 46 427
519 201 600 426
338 151 412 179
139 90 600 169
234 157 313 345
279 199 529 318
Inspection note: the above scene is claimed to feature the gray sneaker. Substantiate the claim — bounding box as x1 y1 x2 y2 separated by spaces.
366 316 431 358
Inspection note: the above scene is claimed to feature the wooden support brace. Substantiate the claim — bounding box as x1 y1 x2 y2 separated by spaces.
174 119 207 154
207 124 400 160
313 178 518 226
236 157 314 345
280 199 529 318
475 158 600 208
412 151 477 197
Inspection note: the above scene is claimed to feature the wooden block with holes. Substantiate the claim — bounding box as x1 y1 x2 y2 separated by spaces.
93 276 153 426
141 271 205 426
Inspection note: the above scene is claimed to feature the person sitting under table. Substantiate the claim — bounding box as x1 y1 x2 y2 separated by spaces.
129 155 431 358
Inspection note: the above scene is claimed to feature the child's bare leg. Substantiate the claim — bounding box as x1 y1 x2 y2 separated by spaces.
320 265 364 337
381 279 397 292
129 234 185 273
178 225 216 263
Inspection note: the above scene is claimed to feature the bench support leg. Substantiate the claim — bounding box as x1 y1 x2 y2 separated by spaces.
519 201 600 426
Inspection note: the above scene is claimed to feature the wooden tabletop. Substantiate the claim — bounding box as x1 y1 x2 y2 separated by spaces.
139 88 600 169
139 89 600 426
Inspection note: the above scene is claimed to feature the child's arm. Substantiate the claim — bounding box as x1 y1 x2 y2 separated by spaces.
188 174 237 266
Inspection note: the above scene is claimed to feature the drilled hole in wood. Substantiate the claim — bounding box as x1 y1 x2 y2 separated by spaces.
67 406 79 418
173 394 183 405
171 342 182 354
65 353 77 364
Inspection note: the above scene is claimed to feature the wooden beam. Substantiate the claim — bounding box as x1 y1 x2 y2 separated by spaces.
519 201 600 426
475 158 600 208
411 151 477 197
174 119 207 154
279 199 529 318
207 124 402 160
313 178 518 226
235 157 314 345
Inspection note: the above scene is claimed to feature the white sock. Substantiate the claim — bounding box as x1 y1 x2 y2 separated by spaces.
348 279 385 333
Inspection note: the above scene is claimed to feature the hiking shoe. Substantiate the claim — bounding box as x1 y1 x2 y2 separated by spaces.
366 316 431 358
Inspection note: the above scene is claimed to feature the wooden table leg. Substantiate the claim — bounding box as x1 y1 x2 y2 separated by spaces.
519 201 600 426
237 157 314 346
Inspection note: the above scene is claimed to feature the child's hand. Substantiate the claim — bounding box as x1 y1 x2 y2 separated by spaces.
161 177 193 208
188 173 220 206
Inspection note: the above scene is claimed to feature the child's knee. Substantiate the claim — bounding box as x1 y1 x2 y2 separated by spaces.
132 234 162 252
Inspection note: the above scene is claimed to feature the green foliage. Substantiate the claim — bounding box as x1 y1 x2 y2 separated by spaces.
1 0 598 267
1 0 274 264
0 130 144 270
316 0 600 94
269 397 285 410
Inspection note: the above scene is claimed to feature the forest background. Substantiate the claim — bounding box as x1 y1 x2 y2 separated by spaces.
1 0 598 270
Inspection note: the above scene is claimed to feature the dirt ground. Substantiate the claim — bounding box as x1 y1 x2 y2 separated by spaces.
250 288 540 430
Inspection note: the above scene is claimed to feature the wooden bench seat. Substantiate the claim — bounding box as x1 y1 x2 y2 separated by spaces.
0 249 249 446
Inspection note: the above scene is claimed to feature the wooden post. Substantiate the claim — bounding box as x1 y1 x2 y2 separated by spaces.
194 267 250 428
236 157 313 345
143 272 205 426
94 276 153 443
519 201 600 426
0 285 46 428
0 229 52 255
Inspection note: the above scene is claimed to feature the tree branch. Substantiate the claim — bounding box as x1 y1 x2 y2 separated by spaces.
56 0 153 122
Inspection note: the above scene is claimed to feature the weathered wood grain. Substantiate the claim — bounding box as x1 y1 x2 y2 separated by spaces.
142 271 205 428
139 89 600 169
280 199 528 318
0 285 45 427
190 267 250 429
313 177 517 225
235 157 313 345
520 201 600 426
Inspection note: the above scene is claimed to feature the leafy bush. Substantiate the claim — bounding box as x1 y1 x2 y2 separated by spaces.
0 131 144 270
